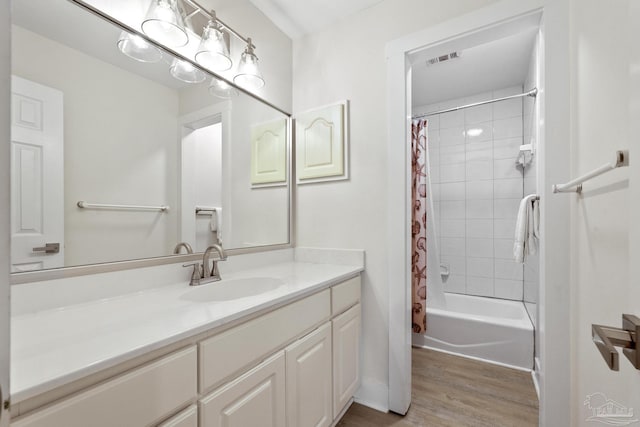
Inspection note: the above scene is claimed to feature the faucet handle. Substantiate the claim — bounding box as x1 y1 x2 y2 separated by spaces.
183 262 202 285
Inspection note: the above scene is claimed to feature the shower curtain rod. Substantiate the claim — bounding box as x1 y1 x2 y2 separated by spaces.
412 87 538 119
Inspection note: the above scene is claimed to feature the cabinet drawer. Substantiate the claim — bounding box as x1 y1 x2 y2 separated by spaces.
199 290 330 392
158 405 197 427
199 351 285 427
13 346 197 427
331 276 361 316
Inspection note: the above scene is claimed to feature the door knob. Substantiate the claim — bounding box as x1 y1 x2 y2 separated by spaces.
592 314 640 371
32 243 60 254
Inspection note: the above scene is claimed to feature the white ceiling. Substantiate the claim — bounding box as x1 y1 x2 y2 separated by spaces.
411 29 537 107
249 0 386 39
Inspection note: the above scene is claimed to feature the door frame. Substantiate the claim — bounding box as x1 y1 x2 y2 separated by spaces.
0 0 11 424
385 0 572 424
178 103 231 251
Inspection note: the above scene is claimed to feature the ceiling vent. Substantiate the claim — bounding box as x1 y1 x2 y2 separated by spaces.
426 51 462 66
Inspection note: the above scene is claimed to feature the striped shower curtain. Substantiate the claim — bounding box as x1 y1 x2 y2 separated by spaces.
411 119 428 333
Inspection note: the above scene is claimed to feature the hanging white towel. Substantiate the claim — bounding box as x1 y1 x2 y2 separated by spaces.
211 207 222 243
209 210 218 231
513 194 539 263
532 199 540 240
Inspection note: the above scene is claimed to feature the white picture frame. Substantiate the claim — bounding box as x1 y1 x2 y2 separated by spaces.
250 118 288 187
294 100 349 184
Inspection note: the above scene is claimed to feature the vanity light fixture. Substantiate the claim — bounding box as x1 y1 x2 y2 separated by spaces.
120 0 266 90
233 38 265 90
465 128 483 137
209 77 239 99
195 12 232 72
141 0 189 47
117 32 163 63
170 58 206 83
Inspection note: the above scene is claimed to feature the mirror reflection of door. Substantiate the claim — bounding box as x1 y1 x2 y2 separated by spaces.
180 107 226 253
10 76 64 272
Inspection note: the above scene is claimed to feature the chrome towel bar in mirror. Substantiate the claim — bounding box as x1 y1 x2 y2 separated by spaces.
77 201 170 212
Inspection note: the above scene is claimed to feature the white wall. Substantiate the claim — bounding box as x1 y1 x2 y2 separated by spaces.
12 26 180 266
0 0 10 422
417 86 525 300
179 84 290 249
628 0 640 416
570 0 638 424
84 0 293 112
225 94 289 248
292 0 500 410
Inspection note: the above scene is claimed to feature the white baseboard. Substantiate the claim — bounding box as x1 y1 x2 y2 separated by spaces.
532 357 541 400
354 377 389 413
331 398 354 427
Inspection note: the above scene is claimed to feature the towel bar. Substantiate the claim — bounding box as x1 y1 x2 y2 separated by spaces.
77 201 170 212
592 314 640 371
553 150 629 193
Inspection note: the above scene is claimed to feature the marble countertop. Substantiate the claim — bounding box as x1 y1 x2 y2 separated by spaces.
11 260 363 403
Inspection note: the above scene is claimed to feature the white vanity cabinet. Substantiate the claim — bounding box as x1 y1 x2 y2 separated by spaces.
329 276 361 418
12 346 198 427
332 304 361 418
11 274 361 427
285 322 333 427
158 405 198 427
199 352 286 427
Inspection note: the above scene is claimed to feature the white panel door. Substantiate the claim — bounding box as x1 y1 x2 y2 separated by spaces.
285 322 332 427
332 304 360 418
200 351 285 427
10 76 64 272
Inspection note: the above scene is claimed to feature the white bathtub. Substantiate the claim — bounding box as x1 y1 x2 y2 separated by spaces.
413 293 534 370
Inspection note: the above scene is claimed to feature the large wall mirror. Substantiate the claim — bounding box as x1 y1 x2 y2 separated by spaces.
10 0 291 279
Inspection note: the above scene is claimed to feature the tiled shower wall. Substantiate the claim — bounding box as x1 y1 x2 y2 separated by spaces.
416 86 526 300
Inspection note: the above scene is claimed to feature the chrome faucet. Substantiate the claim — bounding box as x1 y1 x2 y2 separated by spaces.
173 242 193 254
183 244 227 286
203 244 227 281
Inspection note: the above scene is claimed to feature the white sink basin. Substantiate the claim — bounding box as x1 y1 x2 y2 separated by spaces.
181 277 285 302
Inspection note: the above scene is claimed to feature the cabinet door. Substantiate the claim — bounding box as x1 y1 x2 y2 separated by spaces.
332 304 360 418
158 405 197 427
200 351 285 427
285 323 332 427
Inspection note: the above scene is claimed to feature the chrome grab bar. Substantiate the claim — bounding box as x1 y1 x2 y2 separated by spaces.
77 201 170 212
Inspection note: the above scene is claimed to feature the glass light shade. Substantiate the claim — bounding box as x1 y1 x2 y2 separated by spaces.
195 23 232 72
209 77 239 99
233 49 265 90
170 59 206 83
117 32 163 63
141 0 189 47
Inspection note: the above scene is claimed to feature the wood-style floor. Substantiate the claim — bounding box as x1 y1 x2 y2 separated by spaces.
337 348 538 427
